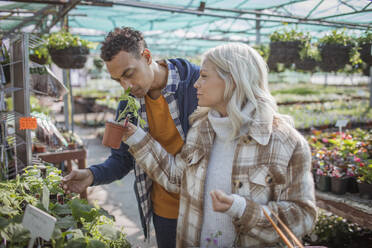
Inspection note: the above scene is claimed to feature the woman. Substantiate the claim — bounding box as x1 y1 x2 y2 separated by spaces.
122 43 317 247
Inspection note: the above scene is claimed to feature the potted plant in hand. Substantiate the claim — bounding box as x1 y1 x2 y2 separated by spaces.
47 30 91 69
102 88 146 149
318 30 358 72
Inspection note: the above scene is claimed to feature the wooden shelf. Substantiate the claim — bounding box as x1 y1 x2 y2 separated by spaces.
37 148 87 199
316 190 372 230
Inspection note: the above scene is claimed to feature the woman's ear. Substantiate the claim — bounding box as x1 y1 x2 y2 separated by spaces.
142 48 152 65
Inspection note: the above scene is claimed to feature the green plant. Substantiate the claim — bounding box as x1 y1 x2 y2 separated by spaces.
116 87 146 127
357 31 372 45
357 163 372 184
47 30 93 50
318 30 353 46
29 35 50 63
270 29 309 42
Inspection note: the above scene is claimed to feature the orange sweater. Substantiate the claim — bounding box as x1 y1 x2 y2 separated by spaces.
145 94 183 219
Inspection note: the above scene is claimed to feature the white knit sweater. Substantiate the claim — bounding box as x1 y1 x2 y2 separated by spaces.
200 110 246 248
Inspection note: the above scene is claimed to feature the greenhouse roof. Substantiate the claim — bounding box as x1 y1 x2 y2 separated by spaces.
0 0 371 56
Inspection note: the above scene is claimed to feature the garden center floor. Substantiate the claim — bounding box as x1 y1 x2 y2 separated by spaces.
76 125 157 248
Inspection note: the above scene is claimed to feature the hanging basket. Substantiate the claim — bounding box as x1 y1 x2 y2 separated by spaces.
49 46 89 69
359 43 372 66
269 41 302 66
295 57 317 72
319 43 352 72
29 54 48 65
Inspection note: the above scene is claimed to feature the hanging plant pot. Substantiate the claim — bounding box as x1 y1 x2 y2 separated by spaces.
359 43 372 66
29 54 48 65
102 121 125 149
316 175 331 192
330 177 348 195
269 41 302 66
49 46 89 69
319 43 352 72
295 57 317 72
358 182 372 199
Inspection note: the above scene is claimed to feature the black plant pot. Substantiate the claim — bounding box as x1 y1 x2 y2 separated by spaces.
2 64 10 84
29 54 48 65
49 46 89 69
347 177 359 193
360 43 372 66
316 175 331 192
269 41 302 66
319 43 352 72
295 57 317 72
358 182 372 199
331 177 348 195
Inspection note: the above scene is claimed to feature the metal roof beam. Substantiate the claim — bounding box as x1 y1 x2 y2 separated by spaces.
312 9 372 21
204 6 371 29
305 0 324 19
44 0 81 33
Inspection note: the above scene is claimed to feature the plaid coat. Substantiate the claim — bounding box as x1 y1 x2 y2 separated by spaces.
128 109 317 248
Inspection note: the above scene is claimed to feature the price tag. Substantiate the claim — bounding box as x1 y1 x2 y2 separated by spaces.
22 204 56 243
19 117 37 130
335 119 348 128
42 185 50 211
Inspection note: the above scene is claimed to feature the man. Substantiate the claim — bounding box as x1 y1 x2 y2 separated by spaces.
62 27 199 248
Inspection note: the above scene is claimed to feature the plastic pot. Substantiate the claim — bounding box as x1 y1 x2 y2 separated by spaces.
316 175 331 192
358 182 372 199
102 121 125 149
347 177 359 193
330 177 348 195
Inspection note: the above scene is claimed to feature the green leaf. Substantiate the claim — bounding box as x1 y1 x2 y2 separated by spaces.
51 203 72 216
87 239 107 248
69 198 99 222
66 237 88 248
97 224 120 240
0 216 9 229
56 215 76 229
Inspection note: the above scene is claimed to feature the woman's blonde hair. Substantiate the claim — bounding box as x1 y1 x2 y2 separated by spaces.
190 43 291 138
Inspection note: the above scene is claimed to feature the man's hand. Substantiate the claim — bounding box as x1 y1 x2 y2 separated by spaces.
210 189 234 213
61 169 94 194
122 121 137 141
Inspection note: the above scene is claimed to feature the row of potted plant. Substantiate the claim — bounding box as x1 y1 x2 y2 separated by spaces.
308 128 372 198
279 100 372 129
261 29 371 74
0 164 131 247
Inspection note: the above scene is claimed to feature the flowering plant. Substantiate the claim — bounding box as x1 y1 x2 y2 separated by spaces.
205 231 222 247
356 162 372 184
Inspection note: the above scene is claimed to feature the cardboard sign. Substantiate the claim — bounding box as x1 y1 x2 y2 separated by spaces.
19 117 37 130
42 185 50 211
22 204 56 241
335 119 348 128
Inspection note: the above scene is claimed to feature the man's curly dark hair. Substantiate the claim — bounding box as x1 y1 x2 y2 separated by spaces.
100 27 148 62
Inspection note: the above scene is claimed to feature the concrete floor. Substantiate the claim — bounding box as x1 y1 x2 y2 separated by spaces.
75 125 157 248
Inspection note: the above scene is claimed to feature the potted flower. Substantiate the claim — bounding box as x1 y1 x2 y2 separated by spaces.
47 30 91 69
268 29 310 70
357 31 372 76
102 88 146 149
330 166 348 195
356 162 372 199
29 35 50 65
318 30 357 72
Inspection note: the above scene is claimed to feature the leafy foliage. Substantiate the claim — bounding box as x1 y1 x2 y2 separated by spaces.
47 30 93 50
117 87 146 127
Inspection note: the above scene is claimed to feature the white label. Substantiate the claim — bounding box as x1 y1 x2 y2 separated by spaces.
335 119 348 128
22 204 56 241
42 185 50 211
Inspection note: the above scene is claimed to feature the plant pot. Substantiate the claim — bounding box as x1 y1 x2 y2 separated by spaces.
269 41 302 65
316 175 331 192
49 46 89 69
331 177 348 195
358 182 372 199
347 177 359 193
295 57 317 72
68 142 77 150
360 43 372 66
34 144 46 153
319 43 352 72
29 54 48 65
1 64 10 84
102 121 125 149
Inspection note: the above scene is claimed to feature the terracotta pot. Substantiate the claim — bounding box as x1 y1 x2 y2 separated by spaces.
34 144 46 153
102 121 125 149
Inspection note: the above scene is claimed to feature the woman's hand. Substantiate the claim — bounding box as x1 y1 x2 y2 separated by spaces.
122 120 137 141
210 189 234 213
